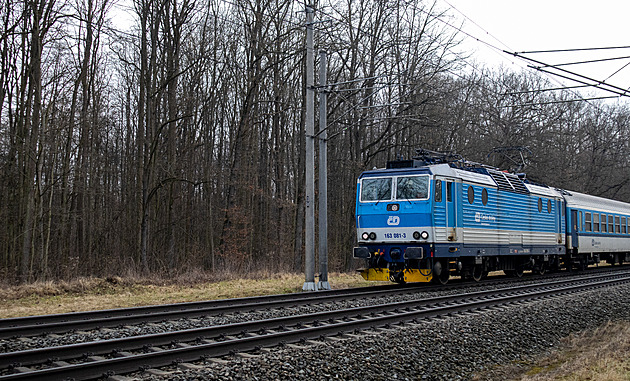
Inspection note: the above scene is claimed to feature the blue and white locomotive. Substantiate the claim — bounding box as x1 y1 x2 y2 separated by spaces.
353 149 629 284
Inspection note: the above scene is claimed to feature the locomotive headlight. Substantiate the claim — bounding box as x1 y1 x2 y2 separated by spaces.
369 232 377 240
390 248 401 259
361 232 369 240
413 231 421 240
420 231 429 240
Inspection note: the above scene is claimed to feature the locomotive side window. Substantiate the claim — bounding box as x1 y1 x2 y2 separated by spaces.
446 182 453 202
467 186 474 204
615 216 620 233
623 217 627 234
482 188 488 206
608 215 614 233
360 178 392 202
396 176 429 200
547 199 552 213
537 198 542 213
594 213 600 232
585 213 592 232
601 214 607 232
435 180 442 202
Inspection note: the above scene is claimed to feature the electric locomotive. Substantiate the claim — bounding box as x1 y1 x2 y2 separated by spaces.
353 149 629 284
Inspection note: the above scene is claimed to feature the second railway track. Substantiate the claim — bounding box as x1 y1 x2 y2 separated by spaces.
2 268 630 380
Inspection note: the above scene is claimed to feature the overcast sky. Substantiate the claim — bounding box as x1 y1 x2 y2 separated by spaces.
442 0 630 99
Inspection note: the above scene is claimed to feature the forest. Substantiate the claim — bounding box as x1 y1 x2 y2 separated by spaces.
1 0 629 283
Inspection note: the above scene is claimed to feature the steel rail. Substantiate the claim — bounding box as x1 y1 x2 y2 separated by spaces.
0 266 624 339
0 283 422 339
1 270 629 380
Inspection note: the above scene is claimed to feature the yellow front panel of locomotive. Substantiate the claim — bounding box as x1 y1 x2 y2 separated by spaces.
359 268 390 281
403 269 432 283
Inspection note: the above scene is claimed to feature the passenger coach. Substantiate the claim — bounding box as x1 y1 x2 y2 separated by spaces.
563 191 630 267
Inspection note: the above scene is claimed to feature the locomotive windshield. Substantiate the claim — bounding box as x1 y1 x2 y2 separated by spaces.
360 175 429 202
396 176 429 200
360 178 392 201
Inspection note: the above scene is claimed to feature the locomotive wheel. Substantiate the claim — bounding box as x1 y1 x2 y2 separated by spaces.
435 270 449 285
472 265 483 282
432 260 450 285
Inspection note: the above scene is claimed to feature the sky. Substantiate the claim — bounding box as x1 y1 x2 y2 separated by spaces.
441 0 630 100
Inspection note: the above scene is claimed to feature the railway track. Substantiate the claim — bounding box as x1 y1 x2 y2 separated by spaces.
0 266 623 340
2 268 629 380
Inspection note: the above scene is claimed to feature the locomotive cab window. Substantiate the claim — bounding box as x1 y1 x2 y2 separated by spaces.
396 176 429 200
360 177 392 202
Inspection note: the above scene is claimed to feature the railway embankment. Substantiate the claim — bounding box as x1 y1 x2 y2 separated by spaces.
131 282 630 381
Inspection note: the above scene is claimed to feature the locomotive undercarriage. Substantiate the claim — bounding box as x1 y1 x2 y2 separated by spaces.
359 251 628 284
432 254 562 284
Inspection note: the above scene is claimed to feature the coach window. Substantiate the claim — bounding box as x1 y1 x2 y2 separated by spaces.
580 212 584 231
482 188 488 206
608 215 614 233
435 180 442 202
467 186 474 204
594 213 600 232
538 198 542 213
623 217 627 234
615 216 621 233
601 214 607 233
585 213 592 232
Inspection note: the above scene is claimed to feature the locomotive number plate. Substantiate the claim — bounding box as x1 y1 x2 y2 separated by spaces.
383 232 407 239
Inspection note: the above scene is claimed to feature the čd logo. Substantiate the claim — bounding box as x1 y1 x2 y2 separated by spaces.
387 216 400 226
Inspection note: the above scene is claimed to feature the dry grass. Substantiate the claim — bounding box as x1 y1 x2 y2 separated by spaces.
481 321 630 381
0 272 380 318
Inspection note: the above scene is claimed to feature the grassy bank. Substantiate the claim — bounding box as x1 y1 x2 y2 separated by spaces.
0 272 378 319
480 320 630 381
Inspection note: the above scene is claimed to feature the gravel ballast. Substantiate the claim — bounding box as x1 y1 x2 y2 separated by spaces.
0 273 612 353
136 283 630 381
